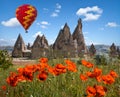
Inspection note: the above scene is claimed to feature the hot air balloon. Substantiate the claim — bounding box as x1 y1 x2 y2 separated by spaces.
16 4 37 33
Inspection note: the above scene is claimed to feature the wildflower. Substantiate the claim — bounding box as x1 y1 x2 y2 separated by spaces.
39 57 48 63
93 67 102 82
81 60 88 66
80 74 88 81
86 71 95 78
102 74 115 84
37 71 48 81
65 59 77 72
1 85 6 91
48 66 56 75
26 65 38 73
18 67 33 82
86 86 96 97
50 64 67 76
93 67 102 77
81 60 94 68
55 64 66 73
96 76 102 82
109 70 118 78
39 63 50 71
6 72 19 87
94 85 107 97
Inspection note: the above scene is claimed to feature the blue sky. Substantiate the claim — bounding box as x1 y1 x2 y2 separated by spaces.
0 0 120 46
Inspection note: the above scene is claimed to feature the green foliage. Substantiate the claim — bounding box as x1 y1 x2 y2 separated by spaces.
94 55 108 65
0 50 13 70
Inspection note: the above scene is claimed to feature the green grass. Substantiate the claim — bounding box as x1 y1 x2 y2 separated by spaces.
0 58 120 97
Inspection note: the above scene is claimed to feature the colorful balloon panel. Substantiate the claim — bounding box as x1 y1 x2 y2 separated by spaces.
16 4 37 31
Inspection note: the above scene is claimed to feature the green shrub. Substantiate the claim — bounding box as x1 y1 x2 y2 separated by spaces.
94 55 108 65
0 50 13 70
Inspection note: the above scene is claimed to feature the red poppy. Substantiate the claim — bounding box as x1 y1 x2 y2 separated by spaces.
39 58 48 63
109 70 118 78
86 71 95 78
81 60 88 66
50 64 66 76
18 67 33 82
80 74 88 81
39 63 50 71
81 60 94 68
86 86 96 97
102 74 115 84
96 76 102 82
6 72 19 87
65 59 77 72
94 85 107 97
93 67 102 77
1 85 6 91
37 71 48 81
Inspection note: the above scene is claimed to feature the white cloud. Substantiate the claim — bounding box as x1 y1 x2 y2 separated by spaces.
56 3 61 9
55 9 60 13
83 32 89 34
41 21 49 25
105 22 119 27
32 31 43 38
83 13 100 21
0 39 7 44
37 22 40 25
61 25 64 29
85 39 100 46
1 17 20 27
49 39 55 45
51 3 61 17
0 38 16 46
37 21 50 29
76 6 103 21
84 36 88 39
84 36 100 46
51 12 58 17
40 25 47 29
43 8 48 11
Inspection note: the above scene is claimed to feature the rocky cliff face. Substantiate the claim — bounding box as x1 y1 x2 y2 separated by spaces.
72 18 87 54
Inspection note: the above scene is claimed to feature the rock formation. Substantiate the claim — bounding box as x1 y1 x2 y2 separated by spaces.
31 35 49 58
72 18 87 54
12 19 87 58
53 23 77 57
53 18 87 57
12 34 26 57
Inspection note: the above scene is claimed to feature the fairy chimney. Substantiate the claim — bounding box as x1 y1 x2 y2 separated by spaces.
72 18 87 54
31 35 49 58
12 34 26 57
53 23 76 57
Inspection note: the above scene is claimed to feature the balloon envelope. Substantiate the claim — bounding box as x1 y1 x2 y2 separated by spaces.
16 4 37 31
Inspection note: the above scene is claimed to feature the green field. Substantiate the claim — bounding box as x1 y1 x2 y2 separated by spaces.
0 58 120 97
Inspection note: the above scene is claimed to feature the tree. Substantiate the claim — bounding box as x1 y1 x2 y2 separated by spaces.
109 43 117 57
0 50 13 70
89 44 96 56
